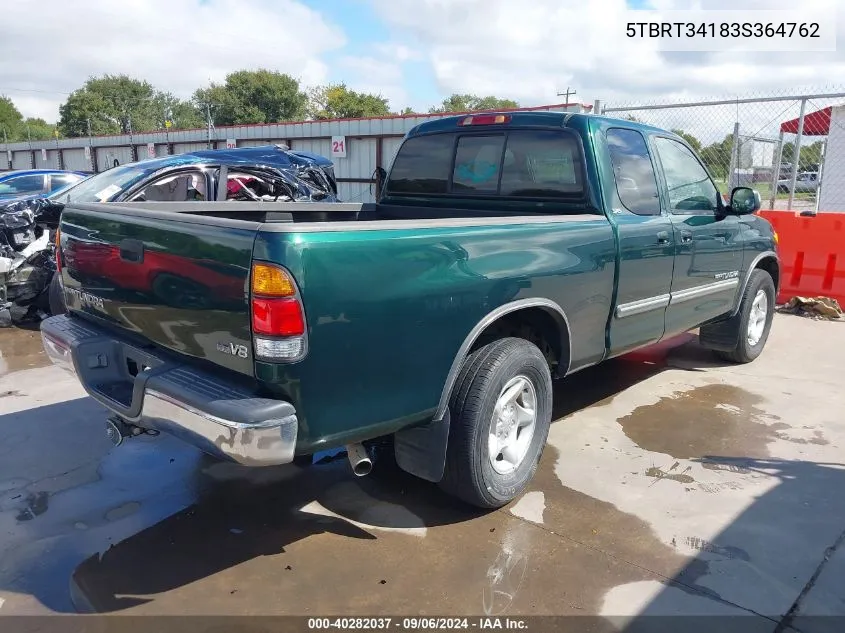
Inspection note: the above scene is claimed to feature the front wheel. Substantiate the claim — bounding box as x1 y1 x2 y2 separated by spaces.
710 269 776 363
439 337 553 509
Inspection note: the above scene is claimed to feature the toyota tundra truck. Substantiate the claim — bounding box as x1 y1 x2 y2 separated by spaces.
40 111 780 509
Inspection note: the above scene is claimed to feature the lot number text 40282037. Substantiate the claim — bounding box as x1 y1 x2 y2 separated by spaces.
307 617 529 630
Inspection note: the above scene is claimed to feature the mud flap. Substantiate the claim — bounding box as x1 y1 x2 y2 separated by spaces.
699 317 740 352
394 409 450 483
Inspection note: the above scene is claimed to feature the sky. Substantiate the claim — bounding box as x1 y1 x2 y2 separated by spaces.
0 0 841 127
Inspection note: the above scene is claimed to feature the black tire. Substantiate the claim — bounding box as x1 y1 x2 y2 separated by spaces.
439 337 553 509
48 272 67 315
710 269 776 363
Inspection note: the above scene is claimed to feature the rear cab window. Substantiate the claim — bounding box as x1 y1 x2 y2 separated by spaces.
385 128 587 208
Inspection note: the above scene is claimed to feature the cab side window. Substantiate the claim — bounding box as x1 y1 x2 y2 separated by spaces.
226 172 276 200
0 174 45 196
49 174 83 192
128 171 207 201
653 136 719 213
606 128 660 216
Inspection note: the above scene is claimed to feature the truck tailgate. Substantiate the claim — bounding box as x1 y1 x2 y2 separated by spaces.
58 204 258 377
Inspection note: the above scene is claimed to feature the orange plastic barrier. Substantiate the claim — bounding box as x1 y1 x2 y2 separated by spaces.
757 210 845 306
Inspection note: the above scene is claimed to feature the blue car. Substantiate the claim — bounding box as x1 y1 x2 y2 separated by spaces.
0 169 90 201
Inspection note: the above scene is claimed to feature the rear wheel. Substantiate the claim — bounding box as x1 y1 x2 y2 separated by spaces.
439 337 552 509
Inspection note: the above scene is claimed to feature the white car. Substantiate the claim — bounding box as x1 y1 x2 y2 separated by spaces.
777 171 819 193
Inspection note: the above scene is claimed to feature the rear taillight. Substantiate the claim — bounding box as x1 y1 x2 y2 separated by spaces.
250 262 307 361
54 227 62 272
252 298 304 336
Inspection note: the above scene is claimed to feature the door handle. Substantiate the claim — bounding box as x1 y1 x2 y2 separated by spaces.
680 230 693 244
656 231 670 244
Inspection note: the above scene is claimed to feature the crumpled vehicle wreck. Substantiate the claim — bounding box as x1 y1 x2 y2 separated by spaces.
0 144 339 326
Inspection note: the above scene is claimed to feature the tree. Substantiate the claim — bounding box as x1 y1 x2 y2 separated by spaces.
672 129 702 153
0 96 23 141
194 69 308 125
59 88 120 136
59 74 200 137
428 94 519 114
700 134 733 180
306 83 390 120
155 91 204 130
396 106 416 115
23 118 57 141
781 140 824 172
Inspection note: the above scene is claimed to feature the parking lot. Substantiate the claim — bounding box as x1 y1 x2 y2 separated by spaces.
0 314 843 630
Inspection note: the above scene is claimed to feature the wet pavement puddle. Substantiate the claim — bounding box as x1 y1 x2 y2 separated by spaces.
618 384 828 461
0 327 50 376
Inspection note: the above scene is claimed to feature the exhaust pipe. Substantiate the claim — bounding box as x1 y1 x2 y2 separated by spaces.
106 417 127 447
106 416 159 447
346 443 373 477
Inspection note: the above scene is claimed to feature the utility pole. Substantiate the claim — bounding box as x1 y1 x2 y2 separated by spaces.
2 127 9 170
125 105 136 163
164 107 172 153
26 124 33 168
206 103 214 149
557 87 577 107
54 127 61 169
86 117 94 171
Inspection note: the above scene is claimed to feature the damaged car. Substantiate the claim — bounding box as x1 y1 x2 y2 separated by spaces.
0 144 339 326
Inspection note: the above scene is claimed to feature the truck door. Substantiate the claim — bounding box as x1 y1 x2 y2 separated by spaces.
651 135 744 336
605 128 676 356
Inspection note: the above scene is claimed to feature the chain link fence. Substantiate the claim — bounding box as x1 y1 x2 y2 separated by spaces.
600 88 845 213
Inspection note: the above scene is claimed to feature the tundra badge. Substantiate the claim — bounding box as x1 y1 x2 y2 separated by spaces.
714 270 739 280
217 341 249 358
65 287 105 310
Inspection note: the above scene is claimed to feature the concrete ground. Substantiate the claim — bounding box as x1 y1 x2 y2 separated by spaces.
0 315 843 632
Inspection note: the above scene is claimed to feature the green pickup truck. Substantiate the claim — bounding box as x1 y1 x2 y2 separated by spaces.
41 111 779 508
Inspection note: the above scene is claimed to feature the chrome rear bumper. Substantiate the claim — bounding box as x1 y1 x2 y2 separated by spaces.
41 315 298 467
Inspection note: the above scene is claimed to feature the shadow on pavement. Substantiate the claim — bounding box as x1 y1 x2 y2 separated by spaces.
618 457 845 633
67 454 486 613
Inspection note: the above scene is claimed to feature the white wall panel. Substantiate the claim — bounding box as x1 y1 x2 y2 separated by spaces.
62 148 90 171
12 151 31 170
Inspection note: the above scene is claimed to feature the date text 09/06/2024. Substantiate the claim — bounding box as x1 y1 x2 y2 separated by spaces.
626 21 820 38
307 617 528 630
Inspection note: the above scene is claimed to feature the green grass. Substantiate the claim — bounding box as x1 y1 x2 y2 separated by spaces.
714 179 815 202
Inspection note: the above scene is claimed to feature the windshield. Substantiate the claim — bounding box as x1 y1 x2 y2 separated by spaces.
48 165 153 203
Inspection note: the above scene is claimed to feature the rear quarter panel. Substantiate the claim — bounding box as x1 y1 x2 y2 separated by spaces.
253 218 616 450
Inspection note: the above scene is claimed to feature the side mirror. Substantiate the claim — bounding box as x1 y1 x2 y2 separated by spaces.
729 186 761 215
